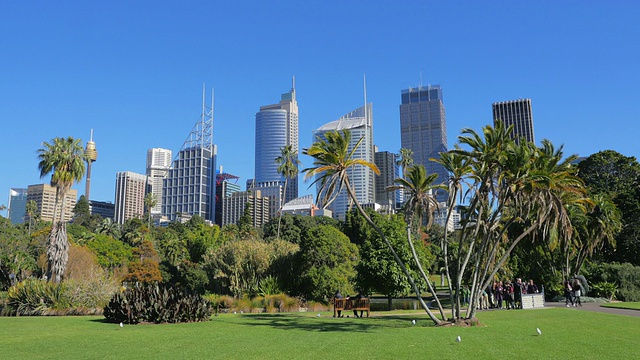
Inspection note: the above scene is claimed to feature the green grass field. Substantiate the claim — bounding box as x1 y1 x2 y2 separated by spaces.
2 308 639 359
600 301 640 310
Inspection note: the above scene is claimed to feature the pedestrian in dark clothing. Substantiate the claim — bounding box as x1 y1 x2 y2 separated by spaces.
514 278 524 309
527 279 538 294
564 280 574 307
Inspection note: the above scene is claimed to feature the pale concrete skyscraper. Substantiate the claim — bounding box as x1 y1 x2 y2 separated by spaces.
146 148 172 215
254 80 299 208
399 84 448 202
114 171 148 225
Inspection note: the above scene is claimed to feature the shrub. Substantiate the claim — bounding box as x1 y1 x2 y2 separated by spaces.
5 279 70 316
103 283 212 324
591 281 617 301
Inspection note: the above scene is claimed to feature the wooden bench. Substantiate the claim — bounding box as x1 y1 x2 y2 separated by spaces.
333 297 370 318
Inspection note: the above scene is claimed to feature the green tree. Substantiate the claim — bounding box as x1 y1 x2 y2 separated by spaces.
577 150 640 265
37 136 88 283
354 211 431 310
275 145 301 240
296 225 358 301
303 129 441 323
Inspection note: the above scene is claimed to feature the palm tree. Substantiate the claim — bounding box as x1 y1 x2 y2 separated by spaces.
25 200 38 235
389 164 447 320
37 136 87 283
303 129 442 325
144 193 158 228
572 193 622 274
396 148 414 178
275 145 300 240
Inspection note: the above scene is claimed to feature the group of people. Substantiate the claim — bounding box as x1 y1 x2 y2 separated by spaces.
333 290 366 318
464 278 540 310
564 278 584 307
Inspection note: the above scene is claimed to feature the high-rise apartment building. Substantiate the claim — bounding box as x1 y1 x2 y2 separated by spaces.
374 150 400 211
114 171 149 224
8 188 28 224
399 84 448 202
146 148 172 215
492 99 535 144
313 104 375 220
254 81 299 207
162 91 217 223
221 190 270 228
26 184 77 223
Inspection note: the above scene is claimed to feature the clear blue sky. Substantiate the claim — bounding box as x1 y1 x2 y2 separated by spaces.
1 1 639 214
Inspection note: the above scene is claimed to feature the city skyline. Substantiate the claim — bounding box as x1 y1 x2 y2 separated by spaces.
2 2 639 215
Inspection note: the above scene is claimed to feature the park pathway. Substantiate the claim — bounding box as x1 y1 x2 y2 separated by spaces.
546 302 640 317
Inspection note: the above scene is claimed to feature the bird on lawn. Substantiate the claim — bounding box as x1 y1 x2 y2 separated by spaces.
119 322 123 328
411 319 416 325
317 313 321 317
536 328 542 335
456 336 461 342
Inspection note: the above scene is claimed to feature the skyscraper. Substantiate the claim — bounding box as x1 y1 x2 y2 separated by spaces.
313 104 375 220
374 149 400 211
221 190 270 228
84 130 98 200
8 188 28 224
162 89 217 223
254 81 299 208
492 98 535 144
214 171 241 226
399 84 448 202
114 171 148 224
146 148 172 215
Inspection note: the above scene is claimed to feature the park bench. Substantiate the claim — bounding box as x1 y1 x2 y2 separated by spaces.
333 297 370 318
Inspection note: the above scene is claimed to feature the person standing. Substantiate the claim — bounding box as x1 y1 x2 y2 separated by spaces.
573 278 583 306
514 278 524 309
564 280 574 307
527 279 539 294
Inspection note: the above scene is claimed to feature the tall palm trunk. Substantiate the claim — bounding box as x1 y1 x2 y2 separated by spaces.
47 187 69 283
344 180 441 325
276 177 288 240
405 224 446 320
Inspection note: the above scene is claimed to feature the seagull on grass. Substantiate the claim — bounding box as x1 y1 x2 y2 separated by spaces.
536 328 542 335
456 336 461 342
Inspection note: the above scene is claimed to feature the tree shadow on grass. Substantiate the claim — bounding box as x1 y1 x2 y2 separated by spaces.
216 313 436 333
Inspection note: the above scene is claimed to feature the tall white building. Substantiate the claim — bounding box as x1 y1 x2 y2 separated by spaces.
254 81 299 210
114 171 149 225
313 104 375 220
146 148 172 215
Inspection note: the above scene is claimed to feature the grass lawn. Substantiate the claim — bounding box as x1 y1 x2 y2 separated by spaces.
2 308 639 359
600 301 640 310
